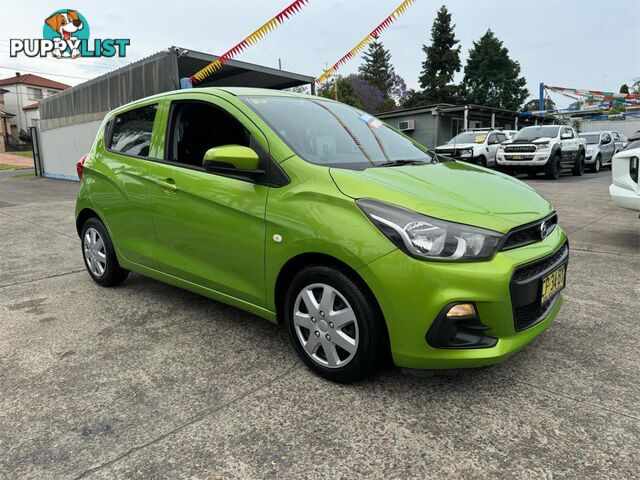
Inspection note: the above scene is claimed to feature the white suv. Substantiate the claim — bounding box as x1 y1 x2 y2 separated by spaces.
497 125 587 179
609 132 640 212
434 129 509 168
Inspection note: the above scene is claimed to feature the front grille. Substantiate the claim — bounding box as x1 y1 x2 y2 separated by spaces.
505 145 536 153
514 301 556 331
510 243 569 331
437 149 466 157
502 213 558 251
512 242 567 282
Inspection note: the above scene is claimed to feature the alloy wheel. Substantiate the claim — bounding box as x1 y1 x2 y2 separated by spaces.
293 283 359 369
83 227 107 278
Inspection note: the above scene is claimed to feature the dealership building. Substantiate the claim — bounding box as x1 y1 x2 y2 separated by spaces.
376 104 551 147
36 46 315 180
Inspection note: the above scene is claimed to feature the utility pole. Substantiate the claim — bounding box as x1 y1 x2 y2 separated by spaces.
538 83 545 112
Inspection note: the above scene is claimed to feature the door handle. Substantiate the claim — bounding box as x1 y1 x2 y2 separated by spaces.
156 179 178 192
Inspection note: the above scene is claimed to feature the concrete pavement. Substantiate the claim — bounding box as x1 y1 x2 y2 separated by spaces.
0 170 638 479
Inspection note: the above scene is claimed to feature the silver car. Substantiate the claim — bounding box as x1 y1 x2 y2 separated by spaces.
579 131 615 172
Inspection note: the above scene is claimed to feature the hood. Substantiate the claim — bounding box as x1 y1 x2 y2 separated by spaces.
435 143 477 150
512 137 553 144
330 161 553 233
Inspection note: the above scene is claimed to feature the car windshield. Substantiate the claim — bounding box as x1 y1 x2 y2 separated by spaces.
447 132 488 144
240 96 433 170
515 126 560 140
579 134 600 144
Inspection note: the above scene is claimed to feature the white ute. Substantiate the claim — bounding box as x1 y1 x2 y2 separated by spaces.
497 125 587 179
609 132 640 213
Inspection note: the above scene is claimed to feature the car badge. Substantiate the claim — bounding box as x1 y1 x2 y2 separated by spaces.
540 221 548 239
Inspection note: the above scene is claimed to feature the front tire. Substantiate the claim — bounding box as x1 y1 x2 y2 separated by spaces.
590 154 601 173
284 265 387 383
544 154 561 180
81 218 128 286
476 155 487 168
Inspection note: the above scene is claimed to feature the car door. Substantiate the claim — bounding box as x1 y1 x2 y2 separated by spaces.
601 133 614 161
611 132 622 153
486 133 500 165
560 127 578 162
149 93 270 306
91 101 162 268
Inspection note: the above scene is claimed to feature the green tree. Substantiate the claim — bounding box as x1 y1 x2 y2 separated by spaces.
460 29 529 111
417 5 461 104
619 83 629 94
318 76 363 109
358 40 395 99
522 98 556 112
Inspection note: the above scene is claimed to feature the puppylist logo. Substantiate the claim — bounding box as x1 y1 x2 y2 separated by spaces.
10 9 130 59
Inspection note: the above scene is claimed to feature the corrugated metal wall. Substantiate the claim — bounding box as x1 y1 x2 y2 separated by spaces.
579 119 640 136
39 51 177 131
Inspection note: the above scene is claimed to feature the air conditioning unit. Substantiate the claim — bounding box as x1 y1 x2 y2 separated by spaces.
398 119 415 131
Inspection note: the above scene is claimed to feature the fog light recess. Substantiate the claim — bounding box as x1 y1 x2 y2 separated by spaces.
426 302 497 349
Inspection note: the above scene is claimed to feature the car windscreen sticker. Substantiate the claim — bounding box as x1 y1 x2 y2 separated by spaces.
474 134 487 143
359 113 383 129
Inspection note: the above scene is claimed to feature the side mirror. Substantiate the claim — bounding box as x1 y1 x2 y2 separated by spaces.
560 133 572 140
202 145 262 175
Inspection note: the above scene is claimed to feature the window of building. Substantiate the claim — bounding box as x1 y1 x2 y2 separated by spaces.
27 87 43 100
108 104 158 158
451 118 463 137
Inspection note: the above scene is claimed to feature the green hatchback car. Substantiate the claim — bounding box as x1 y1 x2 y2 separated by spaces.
75 87 568 383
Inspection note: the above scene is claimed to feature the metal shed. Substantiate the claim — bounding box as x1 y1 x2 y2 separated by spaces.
37 46 315 179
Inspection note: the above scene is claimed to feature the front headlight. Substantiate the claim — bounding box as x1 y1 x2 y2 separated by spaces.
357 199 504 261
460 149 472 157
535 142 550 150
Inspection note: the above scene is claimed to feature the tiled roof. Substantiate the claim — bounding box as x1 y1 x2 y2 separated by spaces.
0 73 70 90
22 102 39 111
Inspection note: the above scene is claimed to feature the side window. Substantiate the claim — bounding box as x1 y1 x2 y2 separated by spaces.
562 127 574 138
603 133 611 142
496 133 507 143
167 101 251 168
612 132 620 140
109 104 158 158
488 133 497 144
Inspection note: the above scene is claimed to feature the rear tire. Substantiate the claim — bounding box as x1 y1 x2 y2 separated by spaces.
81 218 129 287
590 154 601 173
544 154 561 180
572 151 585 176
284 265 387 383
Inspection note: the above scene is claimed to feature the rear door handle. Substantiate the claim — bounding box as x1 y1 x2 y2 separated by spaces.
156 179 178 192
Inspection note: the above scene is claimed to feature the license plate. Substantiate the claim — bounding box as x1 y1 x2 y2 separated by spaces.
512 154 524 160
540 264 566 305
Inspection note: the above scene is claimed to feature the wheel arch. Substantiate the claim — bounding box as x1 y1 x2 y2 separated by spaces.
76 207 104 237
274 252 383 326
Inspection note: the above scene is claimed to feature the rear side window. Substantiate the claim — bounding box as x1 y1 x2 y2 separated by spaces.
109 104 158 158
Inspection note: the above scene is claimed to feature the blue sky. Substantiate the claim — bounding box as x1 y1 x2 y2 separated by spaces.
1 0 638 107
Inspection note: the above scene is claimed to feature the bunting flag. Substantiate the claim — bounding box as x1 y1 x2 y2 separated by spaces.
188 0 310 85
316 0 416 85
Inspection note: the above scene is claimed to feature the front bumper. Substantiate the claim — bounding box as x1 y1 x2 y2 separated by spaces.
358 226 567 369
497 151 551 166
609 183 640 211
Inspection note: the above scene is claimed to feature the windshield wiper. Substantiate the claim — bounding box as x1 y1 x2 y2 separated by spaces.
374 159 428 168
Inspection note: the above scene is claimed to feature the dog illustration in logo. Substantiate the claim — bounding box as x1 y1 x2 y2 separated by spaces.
45 10 84 58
